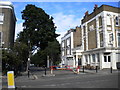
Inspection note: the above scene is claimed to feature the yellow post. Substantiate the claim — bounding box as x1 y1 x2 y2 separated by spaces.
7 71 15 88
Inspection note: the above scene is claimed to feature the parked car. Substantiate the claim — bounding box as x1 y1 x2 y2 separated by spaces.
116 62 120 69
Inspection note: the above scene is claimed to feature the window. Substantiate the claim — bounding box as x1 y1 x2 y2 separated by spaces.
109 33 113 42
92 54 95 62
104 55 111 62
85 55 88 62
108 56 111 62
62 41 64 48
97 53 99 62
89 25 94 31
118 33 120 47
83 26 86 36
0 32 2 47
104 56 107 62
115 16 119 26
67 38 70 46
100 32 103 47
0 13 4 24
109 33 113 47
107 16 111 25
99 16 102 27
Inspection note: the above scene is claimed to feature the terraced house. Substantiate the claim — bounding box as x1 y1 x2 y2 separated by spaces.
81 4 120 69
61 26 82 67
61 4 120 70
0 1 16 48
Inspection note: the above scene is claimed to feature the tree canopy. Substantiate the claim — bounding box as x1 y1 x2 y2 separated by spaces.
17 4 61 67
18 4 59 51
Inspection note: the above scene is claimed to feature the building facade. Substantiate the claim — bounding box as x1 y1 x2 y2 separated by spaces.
61 4 120 70
0 1 16 48
61 26 82 67
81 5 120 69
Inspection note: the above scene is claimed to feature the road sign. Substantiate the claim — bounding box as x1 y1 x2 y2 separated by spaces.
7 71 15 88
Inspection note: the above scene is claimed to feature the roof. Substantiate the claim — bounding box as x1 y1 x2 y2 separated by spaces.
81 4 120 24
0 1 13 8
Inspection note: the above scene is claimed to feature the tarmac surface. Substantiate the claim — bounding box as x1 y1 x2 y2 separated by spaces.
1 67 120 89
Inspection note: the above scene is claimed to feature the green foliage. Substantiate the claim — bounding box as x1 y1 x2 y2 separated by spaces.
2 41 29 74
45 40 61 65
18 4 59 51
31 50 46 67
17 4 61 67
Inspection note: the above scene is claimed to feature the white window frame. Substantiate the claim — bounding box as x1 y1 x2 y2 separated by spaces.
104 55 111 62
108 32 113 47
0 13 4 24
62 41 64 48
89 25 94 31
66 38 70 46
62 51 64 56
107 15 111 25
117 32 120 47
92 54 95 62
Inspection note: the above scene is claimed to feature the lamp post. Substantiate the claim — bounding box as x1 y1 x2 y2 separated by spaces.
27 39 31 77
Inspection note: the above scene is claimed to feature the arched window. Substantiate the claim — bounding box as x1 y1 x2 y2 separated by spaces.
115 16 119 26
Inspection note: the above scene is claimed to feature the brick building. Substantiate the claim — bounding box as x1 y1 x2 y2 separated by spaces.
0 1 16 48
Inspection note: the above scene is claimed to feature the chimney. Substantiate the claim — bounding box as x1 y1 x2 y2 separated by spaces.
85 11 89 16
94 4 98 11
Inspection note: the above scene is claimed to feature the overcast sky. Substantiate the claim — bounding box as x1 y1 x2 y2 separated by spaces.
13 2 119 43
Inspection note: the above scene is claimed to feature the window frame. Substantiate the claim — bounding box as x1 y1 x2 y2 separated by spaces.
0 13 4 24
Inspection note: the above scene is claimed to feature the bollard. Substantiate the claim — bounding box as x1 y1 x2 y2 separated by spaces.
45 67 46 75
111 67 112 73
96 66 98 73
51 68 53 74
83 66 84 73
7 71 15 88
77 66 80 74
77 68 80 74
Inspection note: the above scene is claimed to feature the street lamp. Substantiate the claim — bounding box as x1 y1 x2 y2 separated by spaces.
27 39 31 77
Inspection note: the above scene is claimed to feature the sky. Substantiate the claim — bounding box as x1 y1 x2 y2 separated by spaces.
12 2 119 43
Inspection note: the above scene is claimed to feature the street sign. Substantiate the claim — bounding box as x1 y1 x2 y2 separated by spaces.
7 71 15 88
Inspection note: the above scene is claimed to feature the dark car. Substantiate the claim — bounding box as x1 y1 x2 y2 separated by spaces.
116 62 120 69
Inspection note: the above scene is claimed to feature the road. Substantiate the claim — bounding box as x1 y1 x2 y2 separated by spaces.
2 67 119 89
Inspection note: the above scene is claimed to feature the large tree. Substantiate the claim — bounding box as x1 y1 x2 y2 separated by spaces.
18 4 59 51
17 4 61 67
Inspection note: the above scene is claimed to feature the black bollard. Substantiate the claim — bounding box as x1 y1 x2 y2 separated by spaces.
96 66 98 73
111 67 112 73
45 67 46 75
83 66 84 73
28 69 30 78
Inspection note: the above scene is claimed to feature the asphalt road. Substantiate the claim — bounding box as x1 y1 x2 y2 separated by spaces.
2 67 119 88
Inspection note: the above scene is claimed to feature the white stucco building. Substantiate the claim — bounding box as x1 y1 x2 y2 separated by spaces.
61 4 120 70
61 27 82 68
81 5 120 69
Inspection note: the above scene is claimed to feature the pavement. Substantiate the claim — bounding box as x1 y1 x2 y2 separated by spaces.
1 68 120 89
